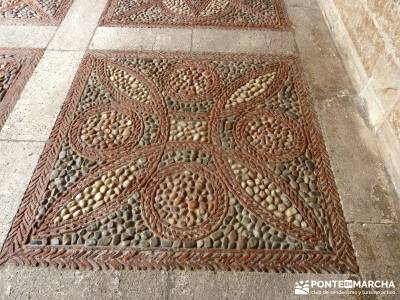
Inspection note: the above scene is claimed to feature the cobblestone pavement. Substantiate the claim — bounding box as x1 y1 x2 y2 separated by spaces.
0 0 72 25
100 0 288 30
0 0 399 299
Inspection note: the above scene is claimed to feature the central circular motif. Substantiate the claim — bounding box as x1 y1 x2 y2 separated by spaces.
163 62 220 102
142 163 228 241
69 104 143 161
155 170 214 229
236 111 307 162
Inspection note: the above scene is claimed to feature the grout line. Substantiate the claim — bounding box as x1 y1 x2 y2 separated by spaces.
347 221 399 225
189 29 194 52
286 5 319 10
151 29 158 51
45 27 58 49
0 139 46 143
86 18 101 52
45 49 87 53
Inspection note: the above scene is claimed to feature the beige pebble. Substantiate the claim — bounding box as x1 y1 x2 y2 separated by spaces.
94 192 103 201
285 207 297 217
277 203 286 212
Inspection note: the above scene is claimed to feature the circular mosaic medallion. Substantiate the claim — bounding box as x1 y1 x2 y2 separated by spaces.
69 104 143 160
163 62 220 102
235 110 307 162
142 163 228 241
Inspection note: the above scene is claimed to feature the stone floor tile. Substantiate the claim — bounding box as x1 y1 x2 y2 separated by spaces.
313 95 399 224
288 6 354 96
168 272 362 300
0 141 45 246
47 0 108 51
0 26 56 48
192 29 295 54
0 50 84 141
89 28 157 51
153 28 192 52
284 0 319 9
349 224 400 296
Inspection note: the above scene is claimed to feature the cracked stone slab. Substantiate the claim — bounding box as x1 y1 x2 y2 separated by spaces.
0 51 357 273
0 48 43 130
99 0 289 30
0 0 73 26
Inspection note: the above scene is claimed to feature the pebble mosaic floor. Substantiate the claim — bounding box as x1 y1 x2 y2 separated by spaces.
0 49 43 130
0 51 358 273
100 0 289 30
0 0 72 25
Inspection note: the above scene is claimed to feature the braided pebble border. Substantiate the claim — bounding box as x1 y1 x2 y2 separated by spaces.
0 48 44 130
0 0 73 26
0 50 358 273
100 0 290 31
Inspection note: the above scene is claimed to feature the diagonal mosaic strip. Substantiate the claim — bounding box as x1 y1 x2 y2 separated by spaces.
100 0 289 30
0 51 357 273
0 48 43 130
0 0 72 25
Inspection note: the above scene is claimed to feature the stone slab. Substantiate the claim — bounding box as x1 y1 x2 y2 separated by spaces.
47 0 109 51
192 29 296 54
0 141 45 246
89 27 157 51
313 94 399 224
0 50 84 142
0 26 56 48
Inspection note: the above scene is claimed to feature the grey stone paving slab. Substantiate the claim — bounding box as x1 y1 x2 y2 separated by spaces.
289 3 399 224
154 28 192 52
192 29 296 54
313 95 398 224
167 272 361 300
0 267 169 300
0 50 84 142
284 0 319 9
89 27 157 50
0 26 56 48
288 6 354 96
349 224 400 297
47 0 108 51
0 141 44 246
0 267 364 300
